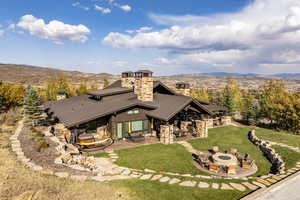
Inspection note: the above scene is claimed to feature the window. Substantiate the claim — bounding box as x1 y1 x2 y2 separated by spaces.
132 120 143 132
127 109 139 115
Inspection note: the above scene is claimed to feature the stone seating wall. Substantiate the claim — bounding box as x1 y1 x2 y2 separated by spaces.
248 130 285 174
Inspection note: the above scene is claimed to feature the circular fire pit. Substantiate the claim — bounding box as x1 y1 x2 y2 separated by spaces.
212 153 238 167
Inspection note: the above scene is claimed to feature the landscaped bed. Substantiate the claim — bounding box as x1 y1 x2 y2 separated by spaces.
272 145 300 169
188 126 272 177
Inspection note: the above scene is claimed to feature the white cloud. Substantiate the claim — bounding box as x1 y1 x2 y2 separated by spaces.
8 23 16 30
103 0 300 72
95 5 111 14
0 29 4 36
17 14 90 43
119 5 131 12
126 26 153 34
72 2 90 11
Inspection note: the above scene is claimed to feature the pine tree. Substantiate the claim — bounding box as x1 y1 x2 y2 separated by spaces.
23 85 43 126
241 90 258 125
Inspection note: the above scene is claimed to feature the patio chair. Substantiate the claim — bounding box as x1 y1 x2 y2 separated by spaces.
241 159 254 169
212 146 219 154
229 148 237 154
226 166 237 174
209 163 221 173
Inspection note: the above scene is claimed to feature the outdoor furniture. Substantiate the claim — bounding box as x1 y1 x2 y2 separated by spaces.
212 146 219 154
241 159 254 169
209 163 221 173
173 130 187 138
126 133 145 142
226 165 237 174
229 148 237 154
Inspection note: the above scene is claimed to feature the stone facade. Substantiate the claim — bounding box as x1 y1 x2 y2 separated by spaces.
160 124 174 144
96 125 109 139
180 121 192 132
176 88 190 96
205 119 214 128
195 120 208 138
121 77 135 89
135 77 154 102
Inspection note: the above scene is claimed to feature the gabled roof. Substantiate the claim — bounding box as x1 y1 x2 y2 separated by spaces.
146 93 212 121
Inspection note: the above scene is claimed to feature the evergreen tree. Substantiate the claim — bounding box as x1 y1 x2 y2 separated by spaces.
241 90 258 125
23 85 43 126
223 79 242 117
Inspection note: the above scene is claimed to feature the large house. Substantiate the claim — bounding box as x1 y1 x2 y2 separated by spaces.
45 70 227 144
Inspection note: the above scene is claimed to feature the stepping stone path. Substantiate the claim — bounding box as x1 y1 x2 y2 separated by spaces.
168 178 181 184
229 183 246 191
179 181 197 187
70 175 88 181
252 181 266 188
221 183 234 190
256 178 272 186
177 141 200 154
198 182 210 188
212 183 219 189
159 176 170 183
242 182 258 190
151 174 163 181
140 174 153 180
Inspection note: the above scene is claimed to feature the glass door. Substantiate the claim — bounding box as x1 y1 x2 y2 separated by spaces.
117 123 123 139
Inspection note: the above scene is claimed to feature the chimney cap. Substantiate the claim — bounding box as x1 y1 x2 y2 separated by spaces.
122 71 134 77
135 70 153 77
176 82 190 89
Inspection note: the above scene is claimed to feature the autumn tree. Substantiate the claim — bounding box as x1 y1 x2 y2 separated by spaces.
89 84 98 91
241 90 259 125
77 82 88 95
45 77 58 101
197 88 210 102
0 82 25 111
103 78 110 89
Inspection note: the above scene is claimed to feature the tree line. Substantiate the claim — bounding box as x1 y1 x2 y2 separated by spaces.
190 79 300 134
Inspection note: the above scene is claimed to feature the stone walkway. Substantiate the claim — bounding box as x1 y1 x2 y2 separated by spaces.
268 141 300 153
8 120 300 194
177 140 201 154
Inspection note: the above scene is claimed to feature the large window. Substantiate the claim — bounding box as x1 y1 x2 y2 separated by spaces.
132 120 143 132
127 109 139 115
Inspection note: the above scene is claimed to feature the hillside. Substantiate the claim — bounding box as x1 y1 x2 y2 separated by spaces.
0 64 117 85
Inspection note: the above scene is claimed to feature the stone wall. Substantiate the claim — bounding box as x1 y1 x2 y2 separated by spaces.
135 77 153 102
96 125 109 139
204 119 214 129
248 130 285 174
160 124 174 144
221 116 232 126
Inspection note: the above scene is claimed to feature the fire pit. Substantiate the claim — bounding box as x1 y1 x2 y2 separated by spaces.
212 153 238 167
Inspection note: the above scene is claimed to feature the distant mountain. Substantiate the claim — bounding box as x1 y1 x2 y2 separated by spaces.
0 63 116 85
172 72 300 78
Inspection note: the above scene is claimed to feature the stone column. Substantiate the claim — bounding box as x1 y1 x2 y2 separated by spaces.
195 120 208 138
160 124 174 144
180 121 191 132
206 118 214 128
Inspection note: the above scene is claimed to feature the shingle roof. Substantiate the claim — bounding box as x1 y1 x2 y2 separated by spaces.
46 92 157 128
87 87 133 98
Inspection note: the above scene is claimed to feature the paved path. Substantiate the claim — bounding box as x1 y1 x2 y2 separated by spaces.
252 173 300 200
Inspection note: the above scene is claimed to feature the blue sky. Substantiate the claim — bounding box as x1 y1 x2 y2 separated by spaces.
1 0 300 75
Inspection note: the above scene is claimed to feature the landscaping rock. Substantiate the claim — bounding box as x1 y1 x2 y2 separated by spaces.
182 174 193 177
32 165 43 171
40 169 54 175
212 183 219 189
220 183 233 190
55 172 69 178
70 175 88 181
159 176 170 183
140 174 153 180
168 178 181 184
144 169 156 173
229 183 246 191
151 174 163 181
121 169 131 175
179 181 197 187
242 182 258 190
198 182 210 188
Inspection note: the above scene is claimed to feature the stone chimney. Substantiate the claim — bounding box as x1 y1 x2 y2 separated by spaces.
134 70 154 102
175 82 190 96
121 71 135 89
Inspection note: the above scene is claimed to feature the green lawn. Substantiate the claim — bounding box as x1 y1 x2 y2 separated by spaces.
115 143 203 175
272 145 300 169
90 152 110 158
188 126 272 177
112 179 249 200
255 128 300 148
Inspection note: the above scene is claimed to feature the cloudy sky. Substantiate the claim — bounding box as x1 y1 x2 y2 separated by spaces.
1 0 300 75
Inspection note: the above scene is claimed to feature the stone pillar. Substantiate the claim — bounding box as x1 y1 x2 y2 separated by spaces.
96 125 108 139
205 118 214 128
160 124 174 144
180 121 192 132
221 116 232 126
195 120 208 138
